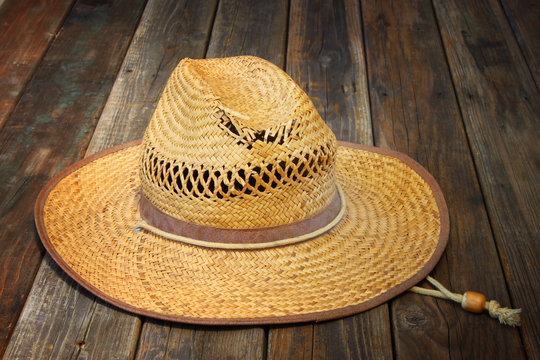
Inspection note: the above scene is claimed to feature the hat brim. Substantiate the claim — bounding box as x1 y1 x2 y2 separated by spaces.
35 140 449 325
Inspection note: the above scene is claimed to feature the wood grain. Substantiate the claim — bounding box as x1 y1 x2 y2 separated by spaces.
312 316 394 360
362 0 525 358
499 0 540 89
2 258 94 359
137 324 267 360
287 0 372 143
4 257 141 359
275 0 392 359
87 0 218 154
9 0 275 358
4 0 220 358
135 320 174 360
206 0 288 66
433 0 540 358
0 0 147 357
137 322 266 359
0 0 75 130
267 324 313 359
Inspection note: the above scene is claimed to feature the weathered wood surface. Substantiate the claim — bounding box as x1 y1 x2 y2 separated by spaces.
206 0 288 66
88 0 219 154
0 0 147 357
363 0 525 358
1 0 538 358
500 0 540 89
433 0 539 358
4 0 219 357
0 0 75 130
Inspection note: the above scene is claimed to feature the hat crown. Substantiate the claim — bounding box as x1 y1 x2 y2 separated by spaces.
140 56 337 229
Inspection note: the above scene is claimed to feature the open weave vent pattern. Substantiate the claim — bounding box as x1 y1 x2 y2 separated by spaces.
140 56 338 228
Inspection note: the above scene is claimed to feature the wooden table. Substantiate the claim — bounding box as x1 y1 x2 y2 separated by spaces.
1 0 538 358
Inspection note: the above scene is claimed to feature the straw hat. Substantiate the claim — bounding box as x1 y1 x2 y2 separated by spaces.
35 56 449 324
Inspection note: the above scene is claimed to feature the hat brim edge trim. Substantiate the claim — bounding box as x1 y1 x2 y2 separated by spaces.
34 139 450 325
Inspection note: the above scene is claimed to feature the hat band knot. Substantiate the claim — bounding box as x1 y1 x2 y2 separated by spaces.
135 184 346 249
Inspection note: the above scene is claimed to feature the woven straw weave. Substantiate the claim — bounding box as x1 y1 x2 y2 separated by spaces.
140 56 337 228
43 143 442 321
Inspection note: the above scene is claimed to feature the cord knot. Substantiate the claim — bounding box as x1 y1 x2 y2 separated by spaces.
486 300 521 327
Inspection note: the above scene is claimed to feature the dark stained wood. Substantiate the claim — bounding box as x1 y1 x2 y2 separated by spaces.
3 0 220 359
138 323 266 359
311 312 394 360
206 0 288 67
313 321 348 359
161 325 199 359
135 320 175 360
433 0 540 358
277 0 392 359
2 258 96 359
192 327 266 359
0 0 147 357
0 0 75 130
362 0 525 358
500 0 540 89
137 322 267 359
267 324 313 359
287 0 372 143
3 255 141 359
70 299 141 360
342 310 394 359
88 0 219 153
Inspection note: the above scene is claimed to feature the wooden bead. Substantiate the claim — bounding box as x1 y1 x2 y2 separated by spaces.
461 291 487 313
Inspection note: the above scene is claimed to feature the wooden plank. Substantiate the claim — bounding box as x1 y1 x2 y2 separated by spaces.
137 322 266 360
4 257 141 359
313 312 394 360
1 258 96 359
206 0 288 66
135 320 174 359
340 311 394 359
267 324 313 359
0 0 75 130
274 0 392 359
5 0 219 357
88 0 218 153
0 0 147 358
499 0 540 89
287 0 372 143
433 0 540 358
192 327 266 359
362 0 525 358
268 312 395 360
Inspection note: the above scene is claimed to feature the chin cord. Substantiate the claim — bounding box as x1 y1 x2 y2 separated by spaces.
409 276 521 326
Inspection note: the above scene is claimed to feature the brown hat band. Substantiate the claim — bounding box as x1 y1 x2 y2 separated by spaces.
137 185 346 249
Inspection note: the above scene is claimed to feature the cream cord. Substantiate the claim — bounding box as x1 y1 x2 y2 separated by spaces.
135 185 346 250
410 276 521 326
